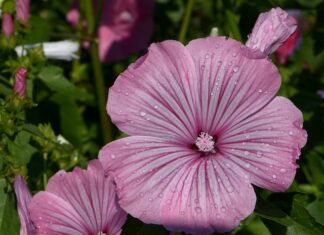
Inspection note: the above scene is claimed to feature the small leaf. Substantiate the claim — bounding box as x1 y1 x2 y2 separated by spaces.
7 131 37 165
0 179 20 234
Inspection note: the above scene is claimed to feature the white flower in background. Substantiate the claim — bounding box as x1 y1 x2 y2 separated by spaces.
15 40 79 61
210 27 219 36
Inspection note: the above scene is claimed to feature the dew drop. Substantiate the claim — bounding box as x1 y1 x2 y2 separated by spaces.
139 192 144 197
205 54 210 59
244 151 249 156
233 66 239 72
256 151 263 158
258 89 263 93
210 92 214 96
280 168 286 173
139 111 146 117
232 52 237 57
289 131 293 136
195 207 202 214
148 197 153 202
110 154 116 159
272 174 277 179
226 186 234 193
245 163 251 168
154 105 158 109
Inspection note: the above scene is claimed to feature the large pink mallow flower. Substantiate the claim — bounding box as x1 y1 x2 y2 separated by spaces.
66 0 154 62
99 8 307 234
14 160 127 235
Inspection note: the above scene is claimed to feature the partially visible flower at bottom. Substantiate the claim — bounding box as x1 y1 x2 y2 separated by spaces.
14 176 36 235
15 40 79 61
13 68 27 98
14 160 127 235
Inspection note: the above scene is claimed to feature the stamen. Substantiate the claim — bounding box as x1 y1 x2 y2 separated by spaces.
195 132 216 153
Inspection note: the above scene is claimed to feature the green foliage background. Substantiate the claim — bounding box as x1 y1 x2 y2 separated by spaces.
0 0 324 234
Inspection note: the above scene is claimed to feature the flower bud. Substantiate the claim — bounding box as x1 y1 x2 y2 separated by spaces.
246 8 297 55
2 12 14 38
13 68 27 98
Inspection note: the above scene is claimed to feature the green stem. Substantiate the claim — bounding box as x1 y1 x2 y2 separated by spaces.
82 0 112 143
178 0 195 43
43 152 48 188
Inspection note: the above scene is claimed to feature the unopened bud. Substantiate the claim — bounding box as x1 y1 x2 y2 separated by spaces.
14 68 27 98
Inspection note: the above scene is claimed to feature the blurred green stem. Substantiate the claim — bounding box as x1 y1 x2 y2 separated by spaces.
82 0 112 143
43 152 48 188
178 0 195 43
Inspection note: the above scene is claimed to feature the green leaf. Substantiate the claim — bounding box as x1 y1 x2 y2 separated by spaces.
22 16 50 44
37 66 93 146
38 66 93 103
307 199 324 225
0 179 20 234
256 195 324 235
296 0 322 8
7 131 37 165
225 10 242 41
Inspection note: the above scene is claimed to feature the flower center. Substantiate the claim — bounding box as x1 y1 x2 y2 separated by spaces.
195 132 216 153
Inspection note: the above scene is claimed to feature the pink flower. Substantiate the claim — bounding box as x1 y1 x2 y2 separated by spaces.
14 68 27 98
99 8 307 234
2 12 14 38
66 0 154 61
14 176 36 235
16 0 30 23
274 10 302 64
246 7 297 55
14 160 127 235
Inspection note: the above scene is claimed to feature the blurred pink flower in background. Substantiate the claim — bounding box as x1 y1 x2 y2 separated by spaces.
14 160 127 235
16 0 30 23
274 10 302 64
2 12 14 38
67 0 154 61
13 68 27 98
99 8 306 234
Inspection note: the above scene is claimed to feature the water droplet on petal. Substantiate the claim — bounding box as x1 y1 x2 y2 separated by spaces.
195 207 202 214
289 131 293 136
110 154 116 159
256 151 263 158
232 52 237 57
139 111 146 117
280 168 286 173
272 175 277 179
244 151 249 156
258 89 263 93
233 66 239 72
205 54 210 59
245 163 251 168
154 105 158 109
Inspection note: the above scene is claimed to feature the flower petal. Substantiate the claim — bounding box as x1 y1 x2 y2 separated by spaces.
107 40 199 143
29 191 87 235
219 97 307 191
14 175 35 235
42 160 127 234
186 36 281 135
99 136 256 234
